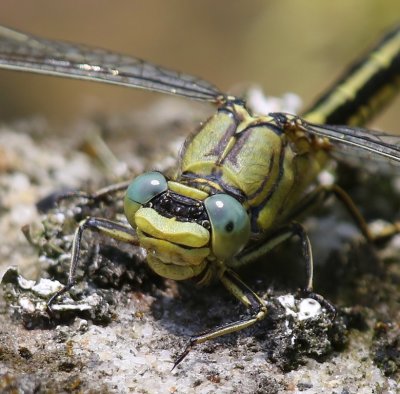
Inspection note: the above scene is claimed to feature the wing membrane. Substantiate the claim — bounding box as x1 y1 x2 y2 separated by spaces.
0 25 222 102
305 121 400 165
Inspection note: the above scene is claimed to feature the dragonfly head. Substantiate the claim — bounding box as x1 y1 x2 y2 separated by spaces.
124 171 250 281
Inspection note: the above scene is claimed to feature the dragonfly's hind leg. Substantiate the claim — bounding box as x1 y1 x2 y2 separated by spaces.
291 183 400 243
288 184 373 241
47 217 139 313
366 220 400 243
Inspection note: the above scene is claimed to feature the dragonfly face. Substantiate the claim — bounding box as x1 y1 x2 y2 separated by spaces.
124 170 251 281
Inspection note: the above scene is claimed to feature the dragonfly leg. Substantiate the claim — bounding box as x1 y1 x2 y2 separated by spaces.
235 223 313 290
290 184 373 241
47 216 139 313
280 223 336 315
369 221 400 242
56 180 131 204
173 269 267 369
234 223 336 315
291 183 400 243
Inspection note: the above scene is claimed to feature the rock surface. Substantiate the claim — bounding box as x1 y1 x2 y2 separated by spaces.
1 98 399 393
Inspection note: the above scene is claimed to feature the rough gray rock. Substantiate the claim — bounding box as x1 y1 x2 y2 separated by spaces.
1 98 399 393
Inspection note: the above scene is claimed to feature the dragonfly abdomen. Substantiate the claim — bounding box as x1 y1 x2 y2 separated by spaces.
303 25 400 126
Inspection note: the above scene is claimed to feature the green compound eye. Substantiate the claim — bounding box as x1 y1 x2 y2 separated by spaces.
126 172 168 204
204 194 250 260
124 172 168 227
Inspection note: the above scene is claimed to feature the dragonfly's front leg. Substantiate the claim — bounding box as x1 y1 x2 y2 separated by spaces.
235 223 314 290
37 181 131 213
56 180 131 204
234 223 336 314
47 217 139 312
173 269 267 369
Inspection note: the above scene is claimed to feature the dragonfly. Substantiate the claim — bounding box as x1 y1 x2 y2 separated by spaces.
0 25 399 367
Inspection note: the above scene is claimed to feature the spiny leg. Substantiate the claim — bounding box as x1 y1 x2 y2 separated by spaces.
234 222 336 315
173 269 267 369
291 183 400 241
289 184 373 241
36 181 130 213
56 180 131 204
47 216 139 312
235 223 313 289
233 183 393 312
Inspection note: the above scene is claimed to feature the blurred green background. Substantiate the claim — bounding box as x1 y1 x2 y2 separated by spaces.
0 0 398 130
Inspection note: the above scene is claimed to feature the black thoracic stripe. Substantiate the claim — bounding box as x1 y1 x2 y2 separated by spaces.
253 122 285 136
207 116 238 157
250 140 286 232
303 26 400 125
222 122 283 167
246 152 275 200
221 128 251 166
209 168 247 202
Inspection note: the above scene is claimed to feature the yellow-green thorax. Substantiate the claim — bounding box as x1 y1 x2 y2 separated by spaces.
177 101 329 233
124 101 330 283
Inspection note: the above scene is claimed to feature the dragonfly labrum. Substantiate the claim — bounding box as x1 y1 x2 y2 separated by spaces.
0 24 399 367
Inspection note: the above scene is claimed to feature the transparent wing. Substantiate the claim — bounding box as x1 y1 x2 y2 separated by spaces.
305 121 400 167
0 25 223 102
